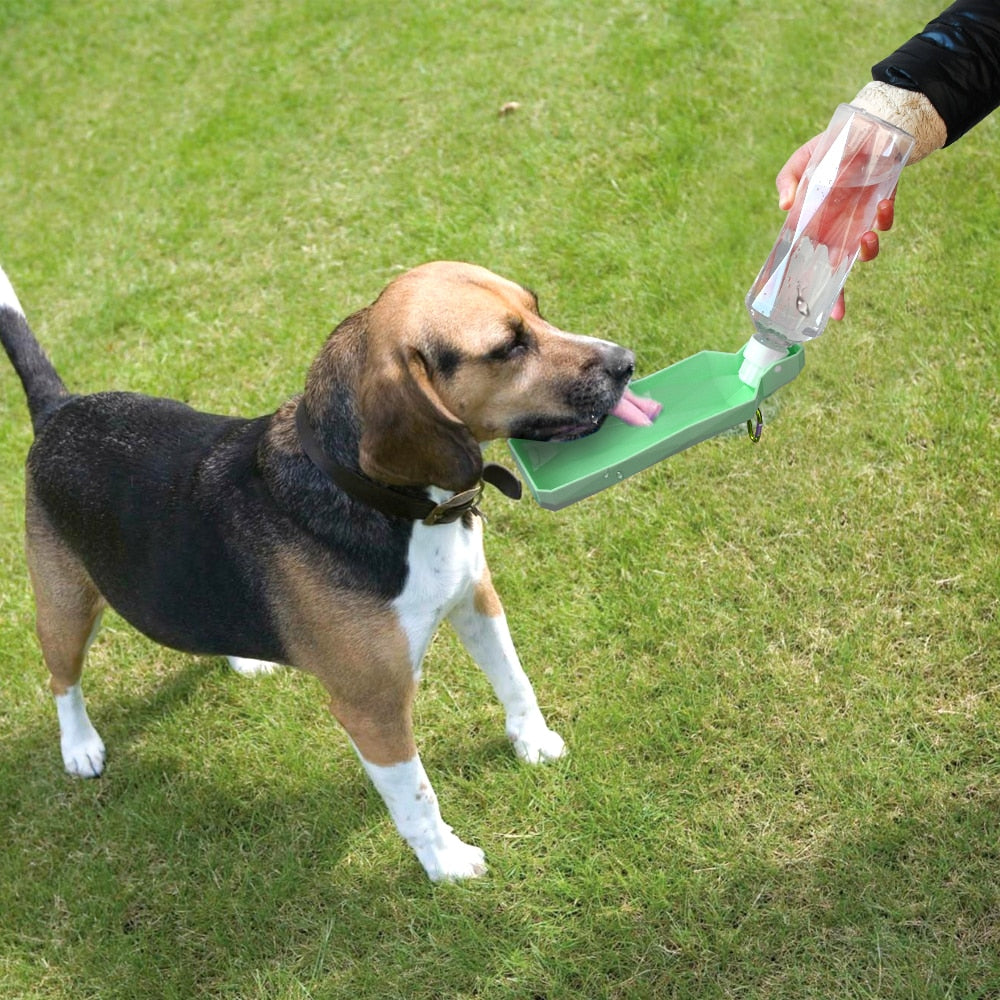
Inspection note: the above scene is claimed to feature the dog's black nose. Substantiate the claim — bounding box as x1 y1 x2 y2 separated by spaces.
599 344 635 382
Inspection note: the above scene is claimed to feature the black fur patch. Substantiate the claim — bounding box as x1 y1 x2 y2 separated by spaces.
429 344 462 380
27 391 414 663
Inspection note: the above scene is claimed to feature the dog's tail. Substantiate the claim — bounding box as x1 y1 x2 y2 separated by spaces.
1 263 69 433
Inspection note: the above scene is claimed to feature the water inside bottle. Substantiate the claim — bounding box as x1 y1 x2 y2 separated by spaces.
747 120 907 348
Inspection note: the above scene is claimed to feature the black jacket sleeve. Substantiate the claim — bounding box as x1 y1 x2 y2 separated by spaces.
871 0 1000 145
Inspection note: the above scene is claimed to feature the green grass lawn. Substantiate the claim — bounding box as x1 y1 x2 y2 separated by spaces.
2 1 999 997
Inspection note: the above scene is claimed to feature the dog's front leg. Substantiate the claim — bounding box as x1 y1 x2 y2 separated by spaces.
353 751 486 882
448 577 566 764
325 673 486 882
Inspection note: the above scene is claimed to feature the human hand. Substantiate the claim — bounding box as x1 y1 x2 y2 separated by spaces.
775 136 896 320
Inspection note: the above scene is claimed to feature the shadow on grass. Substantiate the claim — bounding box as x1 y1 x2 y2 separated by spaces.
651 791 1000 997
9 655 997 998
0 655 527 998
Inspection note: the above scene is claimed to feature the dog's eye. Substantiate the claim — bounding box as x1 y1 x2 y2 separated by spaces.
487 323 531 362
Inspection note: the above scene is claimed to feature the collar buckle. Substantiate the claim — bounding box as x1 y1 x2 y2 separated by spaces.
422 484 484 526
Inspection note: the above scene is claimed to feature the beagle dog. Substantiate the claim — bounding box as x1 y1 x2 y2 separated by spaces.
0 260 658 881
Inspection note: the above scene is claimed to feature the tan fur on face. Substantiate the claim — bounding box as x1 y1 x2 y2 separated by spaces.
367 262 604 436
350 261 619 489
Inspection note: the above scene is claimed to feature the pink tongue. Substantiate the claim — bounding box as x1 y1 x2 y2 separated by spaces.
611 387 662 427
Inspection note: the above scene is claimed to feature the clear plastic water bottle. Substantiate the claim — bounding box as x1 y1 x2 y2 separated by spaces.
738 104 915 386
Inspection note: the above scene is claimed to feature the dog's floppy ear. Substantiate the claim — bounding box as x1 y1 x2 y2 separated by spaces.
358 348 483 492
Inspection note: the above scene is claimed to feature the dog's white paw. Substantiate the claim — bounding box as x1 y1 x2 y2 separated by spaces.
420 833 488 883
509 721 567 764
55 685 105 778
61 729 106 778
227 656 279 677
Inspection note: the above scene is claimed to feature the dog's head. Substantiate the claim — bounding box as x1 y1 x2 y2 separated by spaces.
322 262 638 492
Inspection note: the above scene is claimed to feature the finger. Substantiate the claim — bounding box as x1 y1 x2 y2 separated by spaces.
831 291 846 322
858 230 880 262
874 196 895 232
775 139 818 211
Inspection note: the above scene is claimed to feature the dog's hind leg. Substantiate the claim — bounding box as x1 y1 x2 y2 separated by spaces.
448 570 566 764
25 495 107 778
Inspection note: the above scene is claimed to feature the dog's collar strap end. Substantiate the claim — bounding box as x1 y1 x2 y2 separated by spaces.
481 462 522 501
295 401 520 525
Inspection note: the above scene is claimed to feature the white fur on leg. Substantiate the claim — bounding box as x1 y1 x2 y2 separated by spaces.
448 602 566 764
226 656 279 676
0 264 25 316
509 714 567 764
355 750 487 882
55 684 105 778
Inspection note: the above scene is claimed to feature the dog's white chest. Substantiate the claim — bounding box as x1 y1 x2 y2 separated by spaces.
392 516 485 671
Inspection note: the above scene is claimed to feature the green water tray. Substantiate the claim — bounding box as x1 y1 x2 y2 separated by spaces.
507 344 804 510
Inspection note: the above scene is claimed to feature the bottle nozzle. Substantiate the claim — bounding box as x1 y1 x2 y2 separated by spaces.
738 337 790 387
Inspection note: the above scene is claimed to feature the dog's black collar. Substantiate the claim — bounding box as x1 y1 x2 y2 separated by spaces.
294 400 521 526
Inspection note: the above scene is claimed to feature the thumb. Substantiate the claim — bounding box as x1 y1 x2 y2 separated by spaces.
775 138 818 211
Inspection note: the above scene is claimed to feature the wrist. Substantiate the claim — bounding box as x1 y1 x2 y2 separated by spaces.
851 81 946 163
